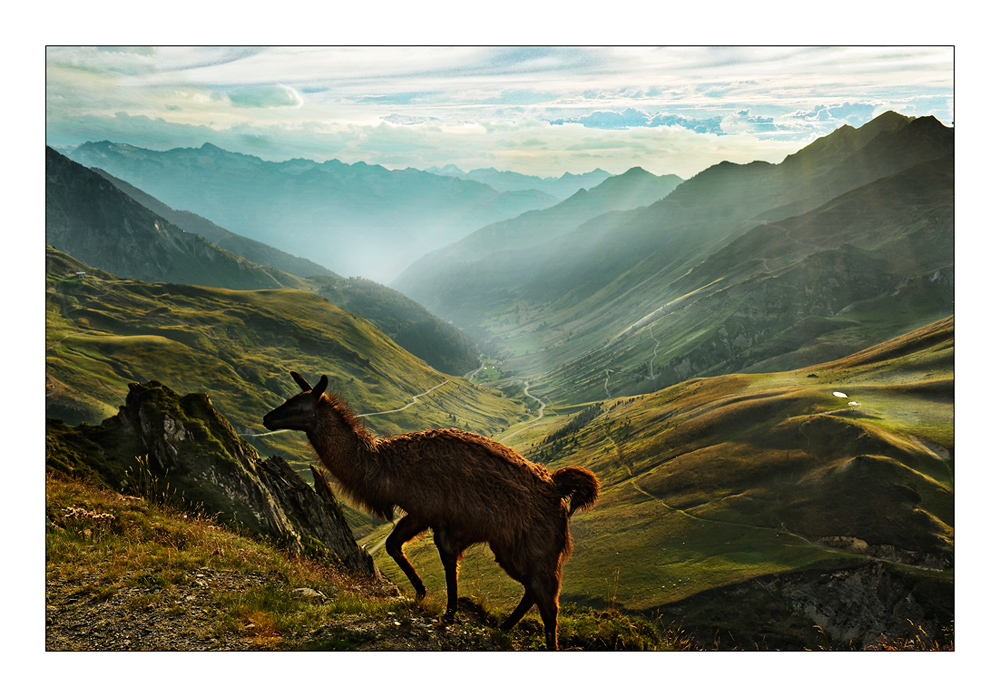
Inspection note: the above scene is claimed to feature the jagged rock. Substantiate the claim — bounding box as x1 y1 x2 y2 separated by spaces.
773 561 951 647
46 380 377 577
659 559 953 649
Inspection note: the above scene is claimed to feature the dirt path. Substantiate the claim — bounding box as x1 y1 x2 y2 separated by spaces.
356 379 451 417
499 382 547 443
647 326 661 380
464 361 486 381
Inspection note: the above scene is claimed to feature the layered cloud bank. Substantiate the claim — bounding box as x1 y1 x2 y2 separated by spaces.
46 46 953 178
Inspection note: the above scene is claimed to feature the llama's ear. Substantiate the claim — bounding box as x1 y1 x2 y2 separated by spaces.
314 374 329 398
291 371 312 392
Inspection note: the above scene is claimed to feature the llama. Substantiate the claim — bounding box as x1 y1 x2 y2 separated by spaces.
263 370 600 649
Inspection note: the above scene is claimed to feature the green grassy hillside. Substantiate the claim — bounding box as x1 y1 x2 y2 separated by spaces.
363 317 953 647
45 247 527 473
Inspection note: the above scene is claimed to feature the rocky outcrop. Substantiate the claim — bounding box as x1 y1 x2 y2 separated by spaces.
46 380 376 577
657 559 953 650
772 561 952 647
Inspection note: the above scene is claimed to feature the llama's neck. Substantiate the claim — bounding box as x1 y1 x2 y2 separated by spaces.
306 401 373 473
305 398 390 516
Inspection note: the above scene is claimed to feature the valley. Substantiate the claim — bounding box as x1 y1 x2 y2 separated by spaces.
45 109 955 650
44 247 528 473
397 114 954 410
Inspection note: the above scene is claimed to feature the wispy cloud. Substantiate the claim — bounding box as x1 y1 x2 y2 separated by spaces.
45 46 954 178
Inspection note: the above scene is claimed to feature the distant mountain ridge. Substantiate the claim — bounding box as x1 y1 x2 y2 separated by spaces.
395 166 682 283
46 147 308 291
66 141 561 281
425 164 613 199
90 167 337 280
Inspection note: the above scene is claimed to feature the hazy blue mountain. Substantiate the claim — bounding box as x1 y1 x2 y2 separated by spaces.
66 142 559 282
46 147 308 291
426 165 613 199
90 168 336 280
395 166 683 295
47 147 482 375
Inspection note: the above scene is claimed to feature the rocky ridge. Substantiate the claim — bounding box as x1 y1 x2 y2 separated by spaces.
46 380 376 576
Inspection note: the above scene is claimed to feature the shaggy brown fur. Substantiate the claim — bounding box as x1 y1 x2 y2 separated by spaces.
263 371 600 649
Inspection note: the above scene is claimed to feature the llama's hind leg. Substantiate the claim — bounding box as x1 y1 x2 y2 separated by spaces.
528 575 562 650
536 591 559 650
386 514 429 600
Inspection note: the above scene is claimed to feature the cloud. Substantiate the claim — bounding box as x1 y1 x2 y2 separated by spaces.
647 113 724 135
788 102 880 127
550 108 725 135
356 91 442 105
223 84 303 109
381 114 443 126
498 89 561 105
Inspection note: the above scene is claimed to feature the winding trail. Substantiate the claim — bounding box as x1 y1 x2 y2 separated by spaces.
647 326 661 380
244 379 451 439
464 361 486 381
356 379 451 417
499 381 547 443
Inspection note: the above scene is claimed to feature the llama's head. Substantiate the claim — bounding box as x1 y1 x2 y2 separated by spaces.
263 371 328 432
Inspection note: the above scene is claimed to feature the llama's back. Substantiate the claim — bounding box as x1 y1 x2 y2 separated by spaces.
377 428 562 536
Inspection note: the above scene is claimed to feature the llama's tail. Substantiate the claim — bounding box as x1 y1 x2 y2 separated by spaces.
552 466 600 516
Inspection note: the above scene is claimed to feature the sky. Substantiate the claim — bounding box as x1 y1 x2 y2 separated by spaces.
45 45 954 179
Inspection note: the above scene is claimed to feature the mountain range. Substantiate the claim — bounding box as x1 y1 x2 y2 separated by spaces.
395 112 954 403
65 141 561 282
89 166 336 280
46 146 480 376
46 147 309 292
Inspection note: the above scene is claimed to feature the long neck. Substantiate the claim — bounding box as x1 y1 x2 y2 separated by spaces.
305 398 392 518
305 399 372 476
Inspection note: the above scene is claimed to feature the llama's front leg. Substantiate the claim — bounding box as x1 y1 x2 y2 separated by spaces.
433 527 463 622
385 514 429 599
500 590 536 632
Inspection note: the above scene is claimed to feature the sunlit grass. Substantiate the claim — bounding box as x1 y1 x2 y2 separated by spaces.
47 470 677 650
